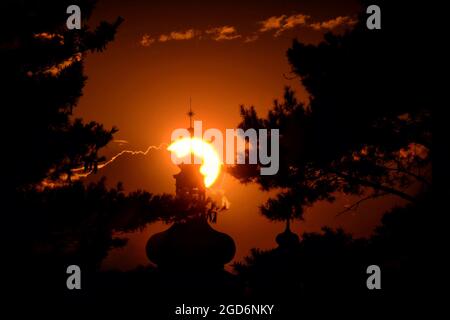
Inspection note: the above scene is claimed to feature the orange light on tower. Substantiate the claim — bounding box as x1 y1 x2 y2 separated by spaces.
168 137 221 188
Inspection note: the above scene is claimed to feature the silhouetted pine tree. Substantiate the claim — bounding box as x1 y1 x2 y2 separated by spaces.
1 0 123 190
230 1 431 225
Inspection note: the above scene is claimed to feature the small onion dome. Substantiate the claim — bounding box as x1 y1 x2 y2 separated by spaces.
146 216 235 270
276 226 300 249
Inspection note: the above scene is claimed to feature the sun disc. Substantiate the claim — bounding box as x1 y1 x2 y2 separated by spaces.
168 137 221 187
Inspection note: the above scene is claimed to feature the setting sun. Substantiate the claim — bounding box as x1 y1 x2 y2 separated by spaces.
168 137 221 187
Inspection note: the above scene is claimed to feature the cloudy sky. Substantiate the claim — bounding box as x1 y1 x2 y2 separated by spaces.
73 0 405 270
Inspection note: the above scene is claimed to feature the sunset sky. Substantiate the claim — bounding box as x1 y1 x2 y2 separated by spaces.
73 0 407 270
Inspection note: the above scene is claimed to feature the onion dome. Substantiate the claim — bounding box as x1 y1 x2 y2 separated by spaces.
276 220 300 249
146 216 235 270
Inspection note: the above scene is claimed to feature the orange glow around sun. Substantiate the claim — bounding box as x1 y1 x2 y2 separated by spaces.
168 137 221 187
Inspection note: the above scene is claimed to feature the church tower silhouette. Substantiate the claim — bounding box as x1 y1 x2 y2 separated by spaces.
146 107 235 272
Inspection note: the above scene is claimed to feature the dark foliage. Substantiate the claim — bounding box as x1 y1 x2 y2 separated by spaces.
1 0 123 189
233 192 430 303
229 1 431 224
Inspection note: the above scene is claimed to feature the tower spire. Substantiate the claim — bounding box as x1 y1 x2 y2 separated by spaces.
187 97 194 130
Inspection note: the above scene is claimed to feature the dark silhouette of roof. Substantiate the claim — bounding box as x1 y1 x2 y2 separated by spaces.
146 216 235 270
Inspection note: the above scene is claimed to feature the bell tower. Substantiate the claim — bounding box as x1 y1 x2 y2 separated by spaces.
146 104 236 272
173 102 206 200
